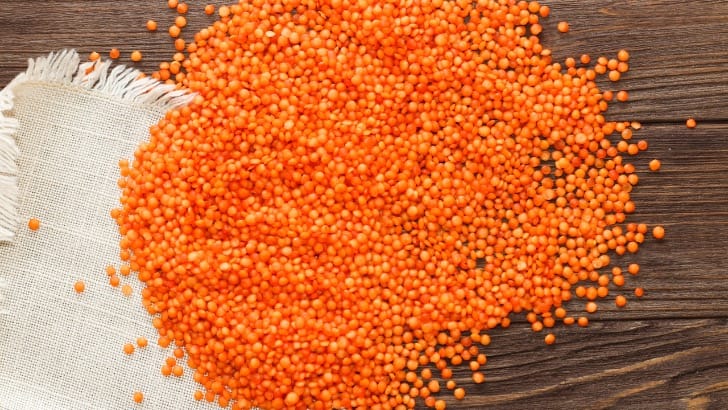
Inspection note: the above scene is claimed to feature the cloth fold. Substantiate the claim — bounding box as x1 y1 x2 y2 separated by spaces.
0 50 224 409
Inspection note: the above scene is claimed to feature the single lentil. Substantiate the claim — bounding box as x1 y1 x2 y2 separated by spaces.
27 218 40 231
73 280 85 293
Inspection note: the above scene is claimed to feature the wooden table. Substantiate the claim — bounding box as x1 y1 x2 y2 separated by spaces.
1 1 727 409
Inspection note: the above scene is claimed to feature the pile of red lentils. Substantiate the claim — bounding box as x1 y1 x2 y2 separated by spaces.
110 1 664 408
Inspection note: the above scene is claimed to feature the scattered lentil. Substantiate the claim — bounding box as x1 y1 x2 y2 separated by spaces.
615 295 627 307
133 391 144 404
649 159 661 171
73 280 85 293
27 218 40 231
123 343 135 355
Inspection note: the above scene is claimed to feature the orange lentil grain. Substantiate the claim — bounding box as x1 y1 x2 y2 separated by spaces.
130 51 142 62
74 280 85 293
652 225 665 240
635 288 645 297
89 51 100 61
168 25 181 38
136 337 148 348
628 263 640 275
544 333 556 345
557 21 570 33
109 48 120 59
649 159 661 171
146 20 157 31
133 391 143 404
204 4 215 15
686 118 697 128
27 218 40 231
174 38 186 52
119 265 131 276
123 343 135 355
615 295 627 307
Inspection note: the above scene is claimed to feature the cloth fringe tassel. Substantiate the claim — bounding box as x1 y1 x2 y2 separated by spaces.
0 49 194 242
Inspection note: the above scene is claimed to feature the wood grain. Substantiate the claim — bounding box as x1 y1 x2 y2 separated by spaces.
1 1 727 409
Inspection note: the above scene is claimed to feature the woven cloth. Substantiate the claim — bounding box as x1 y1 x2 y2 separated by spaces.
0 50 224 410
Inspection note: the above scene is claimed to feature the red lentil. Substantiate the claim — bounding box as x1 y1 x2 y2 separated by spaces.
133 391 144 404
123 343 135 355
168 25 181 38
649 159 661 171
174 16 187 28
27 218 40 231
114 1 662 407
130 51 142 62
73 280 85 293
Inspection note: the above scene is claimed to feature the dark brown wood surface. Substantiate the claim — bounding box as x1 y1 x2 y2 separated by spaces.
1 1 727 409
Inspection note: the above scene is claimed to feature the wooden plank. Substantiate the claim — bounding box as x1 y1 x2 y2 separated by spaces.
0 1 727 409
0 0 726 122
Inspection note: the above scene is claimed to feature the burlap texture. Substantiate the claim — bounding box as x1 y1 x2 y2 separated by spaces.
0 51 225 409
